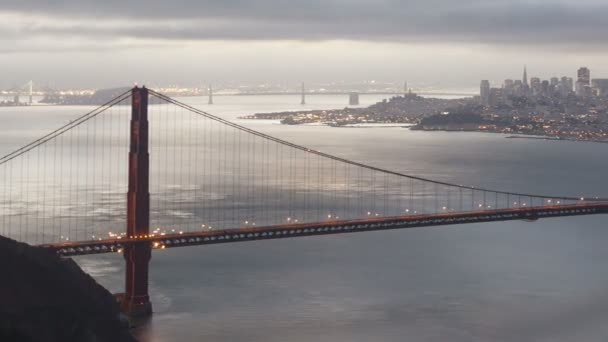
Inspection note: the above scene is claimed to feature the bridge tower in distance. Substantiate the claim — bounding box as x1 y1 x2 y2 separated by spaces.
349 92 360 106
122 86 153 317
301 82 306 105
208 84 213 105
27 80 33 104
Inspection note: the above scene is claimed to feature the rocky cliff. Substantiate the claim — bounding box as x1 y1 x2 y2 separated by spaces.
0 236 136 342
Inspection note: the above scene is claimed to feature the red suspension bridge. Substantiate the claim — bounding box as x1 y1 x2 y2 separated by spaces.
1 87 607 316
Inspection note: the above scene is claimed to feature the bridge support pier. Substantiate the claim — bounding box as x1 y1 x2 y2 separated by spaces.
122 86 152 317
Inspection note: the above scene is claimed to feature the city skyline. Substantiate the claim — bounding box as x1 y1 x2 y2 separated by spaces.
5 64 608 94
480 65 608 98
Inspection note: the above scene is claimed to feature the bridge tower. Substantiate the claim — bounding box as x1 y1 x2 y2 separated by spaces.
122 86 152 317
208 84 213 105
301 82 306 105
28 81 33 104
349 92 360 106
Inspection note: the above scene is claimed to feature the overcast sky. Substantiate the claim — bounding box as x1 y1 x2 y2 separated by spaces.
2 0 607 89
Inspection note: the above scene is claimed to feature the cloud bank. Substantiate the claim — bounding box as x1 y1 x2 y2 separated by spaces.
3 0 608 46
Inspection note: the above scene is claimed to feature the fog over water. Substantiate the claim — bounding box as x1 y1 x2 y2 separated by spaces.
2 94 608 341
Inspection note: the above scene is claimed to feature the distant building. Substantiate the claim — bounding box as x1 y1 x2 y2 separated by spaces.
541 80 549 97
576 67 591 97
560 76 573 97
549 77 559 94
592 79 608 97
530 77 541 96
577 67 591 85
513 80 524 96
489 87 503 106
550 77 559 87
503 79 514 98
480 80 490 106
565 77 574 90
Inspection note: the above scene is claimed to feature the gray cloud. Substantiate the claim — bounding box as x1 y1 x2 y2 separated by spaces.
2 0 607 89
4 0 608 46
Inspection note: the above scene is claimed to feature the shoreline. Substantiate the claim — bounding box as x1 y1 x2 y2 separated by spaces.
255 118 608 144
411 127 608 144
504 134 608 144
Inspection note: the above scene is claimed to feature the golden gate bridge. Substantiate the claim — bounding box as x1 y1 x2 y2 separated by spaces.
1 87 606 316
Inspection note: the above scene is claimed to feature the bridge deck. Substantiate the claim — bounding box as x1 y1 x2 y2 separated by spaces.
38 203 608 257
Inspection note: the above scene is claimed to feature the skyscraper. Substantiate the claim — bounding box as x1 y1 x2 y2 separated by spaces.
513 80 523 96
503 79 514 97
550 77 559 87
592 79 608 98
577 67 591 85
530 77 541 96
560 76 573 97
576 67 591 97
523 66 528 86
489 87 503 106
480 80 490 106
549 77 559 94
541 80 549 97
